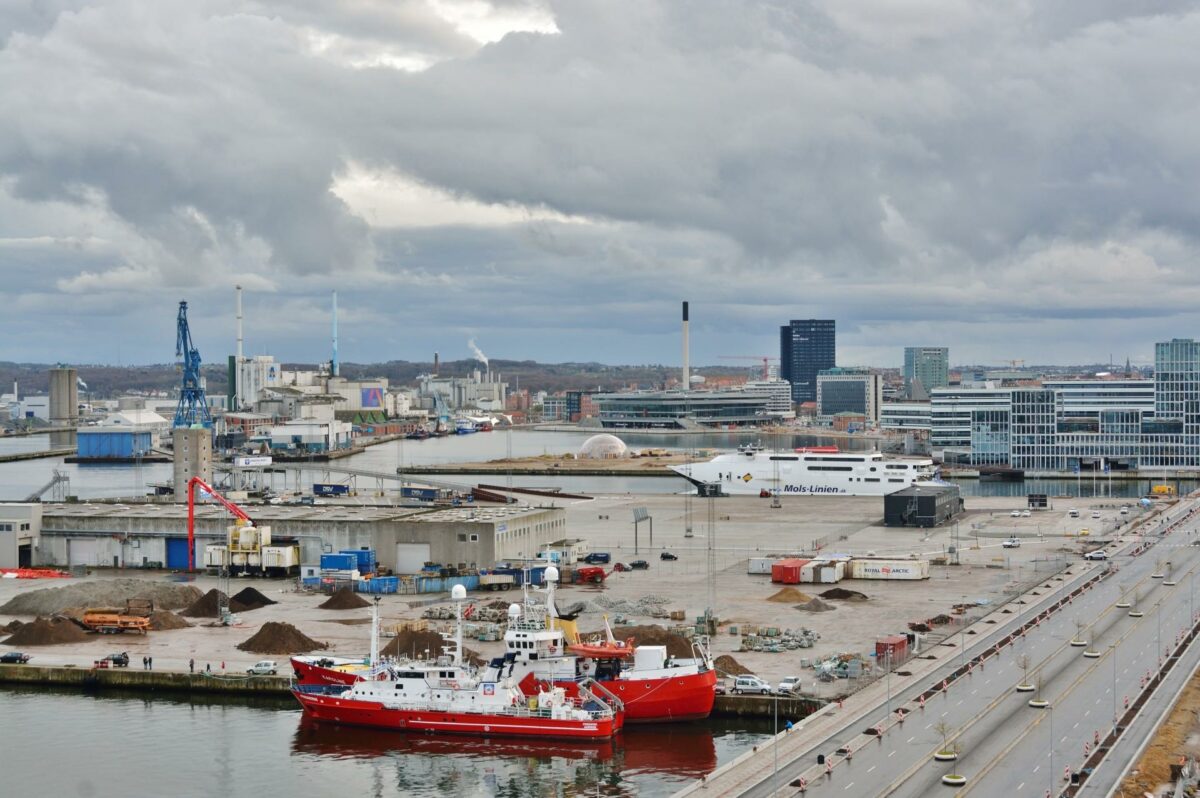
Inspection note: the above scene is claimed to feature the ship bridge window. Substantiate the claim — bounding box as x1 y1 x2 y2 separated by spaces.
888 478 905 483
769 456 799 461
397 671 423 679
885 464 909 470
809 466 853 472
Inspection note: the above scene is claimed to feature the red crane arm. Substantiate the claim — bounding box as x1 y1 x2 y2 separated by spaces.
186 476 252 571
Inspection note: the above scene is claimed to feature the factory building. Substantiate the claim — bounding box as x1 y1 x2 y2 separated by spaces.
883 484 963 527
23 502 566 573
0 504 40 568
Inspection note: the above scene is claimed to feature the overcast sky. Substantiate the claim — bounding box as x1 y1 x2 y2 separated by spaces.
1 1 1198 370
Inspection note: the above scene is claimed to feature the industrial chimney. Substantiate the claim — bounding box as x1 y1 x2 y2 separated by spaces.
681 300 690 391
331 290 339 377
434 352 440 376
235 284 244 360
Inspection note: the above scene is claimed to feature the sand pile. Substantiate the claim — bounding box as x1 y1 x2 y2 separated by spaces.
230 587 276 611
5 616 91 646
767 587 812 603
237 622 327 655
795 598 836 613
2 619 24 633
319 587 370 610
181 589 229 618
148 610 192 631
714 654 752 676
381 629 484 665
0 578 202 616
820 588 869 602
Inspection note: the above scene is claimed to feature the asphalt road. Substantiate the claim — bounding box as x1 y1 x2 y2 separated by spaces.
729 501 1200 798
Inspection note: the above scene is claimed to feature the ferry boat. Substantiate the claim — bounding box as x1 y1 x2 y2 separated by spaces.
454 418 477 435
293 568 716 723
671 447 939 497
292 586 623 740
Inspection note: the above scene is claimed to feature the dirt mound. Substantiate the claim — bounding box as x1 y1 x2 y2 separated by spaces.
5 616 91 646
3 619 25 633
795 598 836 613
237 622 328 655
767 587 812 603
148 610 192 631
181 589 229 618
714 654 752 676
615 625 694 658
230 587 277 611
381 629 484 665
820 588 869 602
0 578 202 616
318 587 370 610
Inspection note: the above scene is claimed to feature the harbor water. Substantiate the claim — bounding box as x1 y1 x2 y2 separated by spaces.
1 685 774 798
0 429 1196 501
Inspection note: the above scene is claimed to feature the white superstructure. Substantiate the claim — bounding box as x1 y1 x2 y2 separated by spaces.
671 448 939 496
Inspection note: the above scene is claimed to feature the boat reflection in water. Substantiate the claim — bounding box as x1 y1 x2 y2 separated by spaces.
292 717 720 795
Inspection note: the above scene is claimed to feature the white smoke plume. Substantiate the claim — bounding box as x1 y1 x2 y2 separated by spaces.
468 338 489 368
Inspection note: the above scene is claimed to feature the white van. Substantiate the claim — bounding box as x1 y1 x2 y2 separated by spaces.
1068 508 1080 518
732 675 772 695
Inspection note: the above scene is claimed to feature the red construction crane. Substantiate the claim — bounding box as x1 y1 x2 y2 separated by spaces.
186 476 251 571
718 355 779 381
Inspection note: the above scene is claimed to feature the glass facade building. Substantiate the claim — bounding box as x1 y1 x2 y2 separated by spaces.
816 368 882 422
780 319 835 403
593 390 769 429
903 347 949 392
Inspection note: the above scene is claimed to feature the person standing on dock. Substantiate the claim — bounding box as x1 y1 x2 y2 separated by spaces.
142 656 147 670
148 656 152 670
189 659 194 674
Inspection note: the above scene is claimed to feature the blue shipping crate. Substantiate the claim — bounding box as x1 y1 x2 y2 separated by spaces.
341 549 377 573
301 577 321 587
320 553 357 571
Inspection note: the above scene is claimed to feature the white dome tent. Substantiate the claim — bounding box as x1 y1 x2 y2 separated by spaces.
578 434 628 460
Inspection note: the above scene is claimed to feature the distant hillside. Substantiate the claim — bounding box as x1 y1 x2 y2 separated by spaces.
0 360 747 399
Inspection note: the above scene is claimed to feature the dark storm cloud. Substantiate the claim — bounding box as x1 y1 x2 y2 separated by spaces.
1 0 1199 366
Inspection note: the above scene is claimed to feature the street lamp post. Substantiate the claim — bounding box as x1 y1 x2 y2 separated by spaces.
1111 643 1118 734
773 691 778 790
1049 705 1055 796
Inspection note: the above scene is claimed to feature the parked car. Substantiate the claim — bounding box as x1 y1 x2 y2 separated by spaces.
1010 510 1021 517
102 652 130 667
1002 538 1021 548
1021 510 1031 517
629 560 650 570
1083 550 1109 561
1120 506 1130 515
0 652 31 664
714 679 728 696
732 675 772 695
1092 510 1102 519
582 552 611 565
776 676 804 695
247 660 279 675
1068 508 1080 518
660 552 679 561
612 562 630 572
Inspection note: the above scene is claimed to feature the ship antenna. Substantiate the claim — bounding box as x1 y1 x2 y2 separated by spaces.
370 595 381 667
451 584 466 666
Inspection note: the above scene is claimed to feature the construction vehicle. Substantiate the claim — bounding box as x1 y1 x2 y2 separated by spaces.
479 573 516 591
81 600 152 635
575 565 619 584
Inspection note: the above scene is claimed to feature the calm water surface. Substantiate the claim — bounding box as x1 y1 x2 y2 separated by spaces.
2 686 773 798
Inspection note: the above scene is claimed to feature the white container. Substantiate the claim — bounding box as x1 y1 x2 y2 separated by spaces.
300 564 319 579
748 557 775 575
815 562 843 584
633 645 667 671
204 545 228 568
263 546 299 569
848 559 931 580
799 563 818 583
257 525 272 547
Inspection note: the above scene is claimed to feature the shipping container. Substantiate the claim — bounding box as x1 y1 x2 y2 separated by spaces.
262 546 300 570
771 558 810 584
800 561 843 584
876 634 909 665
414 574 481 594
321 553 357 571
401 486 443 501
848 559 931 580
340 549 377 574
314 483 351 496
748 557 775 575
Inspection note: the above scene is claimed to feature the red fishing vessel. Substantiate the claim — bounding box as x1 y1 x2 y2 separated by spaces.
293 567 717 723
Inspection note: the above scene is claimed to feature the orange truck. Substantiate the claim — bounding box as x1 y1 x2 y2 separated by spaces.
81 599 153 634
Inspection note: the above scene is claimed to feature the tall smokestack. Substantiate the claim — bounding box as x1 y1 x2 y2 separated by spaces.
434 352 439 375
235 284 243 360
682 300 690 391
331 290 339 377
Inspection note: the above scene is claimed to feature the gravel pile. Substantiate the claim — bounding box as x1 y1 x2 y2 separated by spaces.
237 622 327 655
319 587 370 610
181 589 230 618
230 587 277 611
820 588 869 602
5 616 91 645
795 597 836 613
767 587 812 603
714 654 752 676
0 579 202 616
593 594 671 617
148 610 191 630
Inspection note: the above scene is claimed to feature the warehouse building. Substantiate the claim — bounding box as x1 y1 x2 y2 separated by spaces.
883 484 963 528
20 501 566 573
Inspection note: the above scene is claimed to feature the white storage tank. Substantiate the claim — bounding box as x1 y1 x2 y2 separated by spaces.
247 552 262 568
231 552 247 567
848 559 931 580
748 557 775 575
238 526 258 550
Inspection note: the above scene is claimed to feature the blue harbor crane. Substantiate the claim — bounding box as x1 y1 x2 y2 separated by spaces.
173 301 213 428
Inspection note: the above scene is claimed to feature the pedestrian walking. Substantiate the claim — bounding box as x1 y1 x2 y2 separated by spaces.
189 658 194 674
148 656 153 670
142 656 147 670
206 662 211 673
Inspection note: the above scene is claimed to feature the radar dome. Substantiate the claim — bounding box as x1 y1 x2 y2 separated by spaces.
578 434 628 460
545 565 560 583
508 604 521 618
451 584 467 600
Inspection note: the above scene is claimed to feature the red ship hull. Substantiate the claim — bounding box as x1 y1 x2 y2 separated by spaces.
291 658 717 724
293 689 620 740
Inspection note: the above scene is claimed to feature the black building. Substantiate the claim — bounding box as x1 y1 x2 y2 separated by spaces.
780 319 836 403
883 484 963 528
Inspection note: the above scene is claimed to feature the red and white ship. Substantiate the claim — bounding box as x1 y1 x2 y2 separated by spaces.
292 585 624 740
293 566 716 723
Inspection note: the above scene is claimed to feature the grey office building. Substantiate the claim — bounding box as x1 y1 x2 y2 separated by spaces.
780 319 835 403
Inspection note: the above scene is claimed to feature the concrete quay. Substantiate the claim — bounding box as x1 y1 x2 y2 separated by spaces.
0 663 291 696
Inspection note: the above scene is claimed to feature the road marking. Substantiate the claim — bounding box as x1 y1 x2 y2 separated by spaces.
1018 782 1025 791
1034 765 1040 773
1062 735 1069 742
844 783 854 791
971 689 978 695
907 736 915 743
889 751 897 758
925 723 932 729
868 766 876 773
957 700 963 706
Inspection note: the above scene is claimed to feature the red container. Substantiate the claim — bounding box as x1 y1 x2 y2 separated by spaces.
771 558 810 584
876 635 908 665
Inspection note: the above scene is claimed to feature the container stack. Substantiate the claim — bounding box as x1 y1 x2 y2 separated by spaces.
320 553 359 587
356 576 400 594
340 549 377 576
